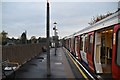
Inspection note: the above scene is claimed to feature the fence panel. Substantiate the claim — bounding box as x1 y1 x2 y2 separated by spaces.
2 43 47 65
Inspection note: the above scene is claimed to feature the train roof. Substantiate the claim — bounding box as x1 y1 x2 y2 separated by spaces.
64 11 120 39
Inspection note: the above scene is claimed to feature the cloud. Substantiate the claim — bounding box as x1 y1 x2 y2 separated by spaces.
2 0 120 2
50 2 118 38
2 2 46 38
0 2 2 32
2 2 118 39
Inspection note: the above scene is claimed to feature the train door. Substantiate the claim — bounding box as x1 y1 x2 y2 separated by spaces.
71 37 75 56
94 27 113 74
94 26 113 73
77 36 81 60
69 38 71 51
75 36 81 60
66 39 69 49
87 32 95 72
94 32 103 73
79 35 83 61
73 37 75 56
80 34 88 64
82 34 89 64
112 24 120 78
67 39 69 49
75 36 78 58
70 38 73 53
80 35 83 52
101 28 113 73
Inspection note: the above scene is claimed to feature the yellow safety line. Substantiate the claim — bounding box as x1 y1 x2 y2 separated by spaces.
65 48 89 80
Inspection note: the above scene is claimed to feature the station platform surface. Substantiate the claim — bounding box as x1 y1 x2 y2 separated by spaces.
3 47 87 80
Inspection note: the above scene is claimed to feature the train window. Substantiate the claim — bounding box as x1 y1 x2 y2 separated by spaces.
116 30 120 66
90 35 93 43
88 35 93 54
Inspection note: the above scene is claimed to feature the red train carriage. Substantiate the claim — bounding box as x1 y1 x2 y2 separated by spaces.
112 24 120 79
64 11 120 78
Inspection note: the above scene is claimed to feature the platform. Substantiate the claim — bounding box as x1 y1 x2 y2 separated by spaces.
2 47 87 80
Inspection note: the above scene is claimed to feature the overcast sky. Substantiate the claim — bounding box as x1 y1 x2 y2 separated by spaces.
1 0 119 39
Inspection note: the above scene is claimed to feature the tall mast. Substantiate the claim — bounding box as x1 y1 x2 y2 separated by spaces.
46 0 50 38
46 0 51 76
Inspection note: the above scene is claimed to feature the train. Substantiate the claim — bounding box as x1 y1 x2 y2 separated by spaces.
63 10 120 79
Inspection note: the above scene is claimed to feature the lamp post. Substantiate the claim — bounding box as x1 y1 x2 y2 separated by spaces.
53 22 57 55
53 22 57 36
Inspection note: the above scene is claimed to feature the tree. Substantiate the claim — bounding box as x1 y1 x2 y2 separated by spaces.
20 31 27 44
88 11 114 25
37 37 41 43
37 37 47 43
31 36 37 44
0 33 2 45
1 31 8 45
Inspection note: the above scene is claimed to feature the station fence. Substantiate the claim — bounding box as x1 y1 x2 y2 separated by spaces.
2 43 47 65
